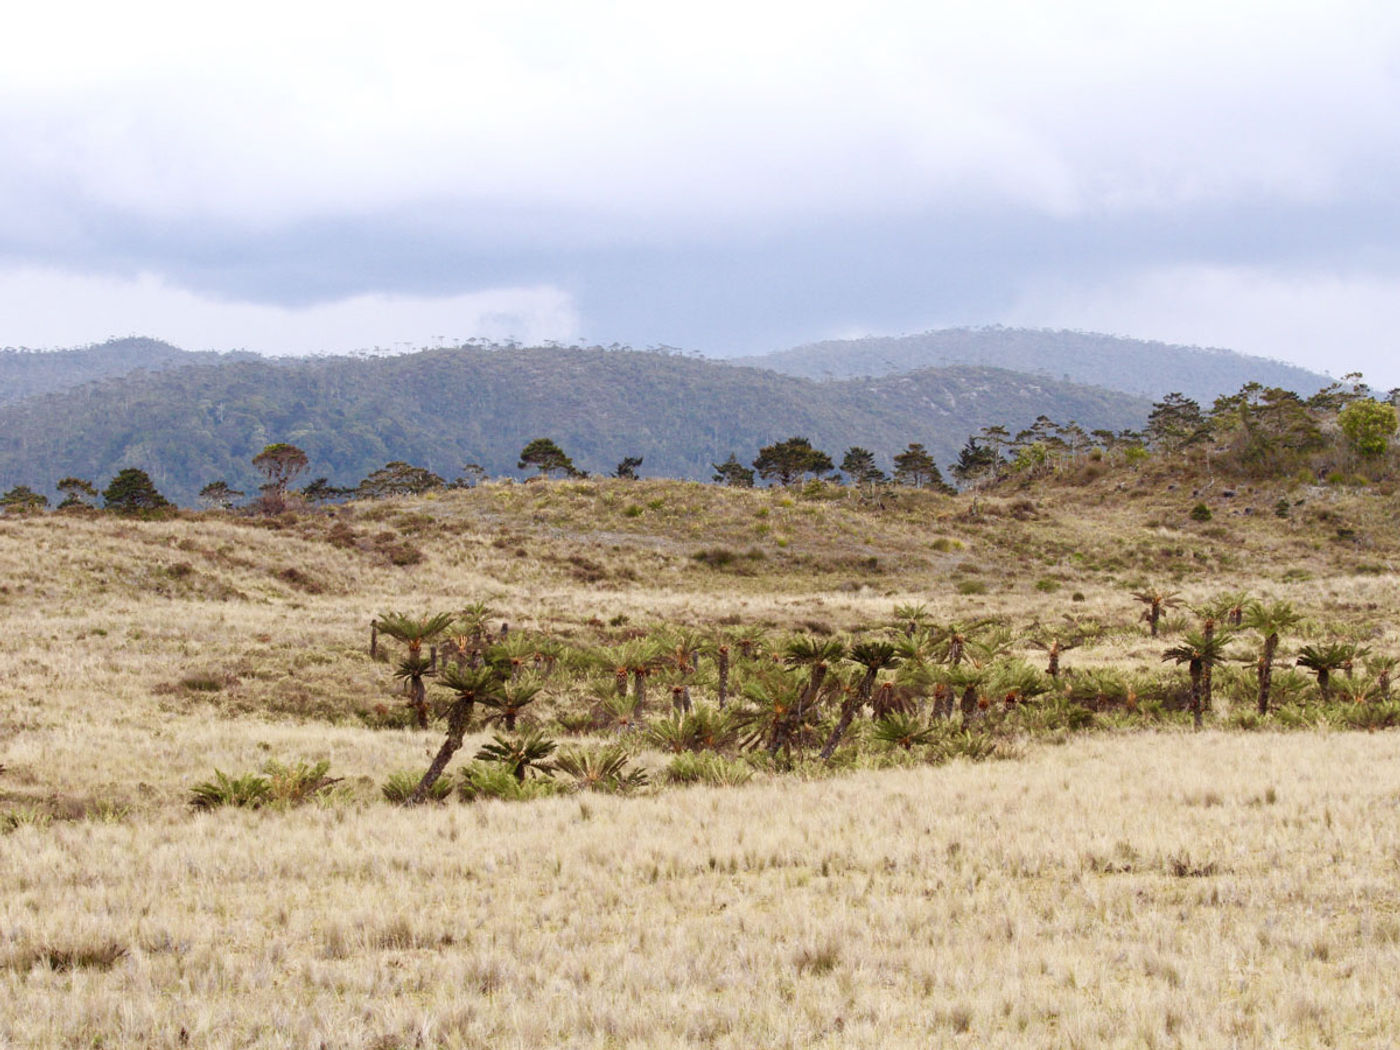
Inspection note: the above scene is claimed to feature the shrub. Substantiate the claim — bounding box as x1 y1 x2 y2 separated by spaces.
1189 503 1212 522
191 759 340 810
664 752 754 787
382 769 452 805
552 746 649 794
457 762 564 802
190 770 272 810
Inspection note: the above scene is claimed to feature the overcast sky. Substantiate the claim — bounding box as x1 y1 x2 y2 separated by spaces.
4 0 1400 383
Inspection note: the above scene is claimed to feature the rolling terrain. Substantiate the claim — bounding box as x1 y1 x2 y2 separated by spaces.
0 344 1151 505
737 326 1336 404
3 466 1400 1046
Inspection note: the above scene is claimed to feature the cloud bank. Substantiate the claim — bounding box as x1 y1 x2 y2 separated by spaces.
3 0 1400 380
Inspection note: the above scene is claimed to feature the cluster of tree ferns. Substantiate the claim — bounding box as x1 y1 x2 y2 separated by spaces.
5 378 1397 518
351 592 1399 805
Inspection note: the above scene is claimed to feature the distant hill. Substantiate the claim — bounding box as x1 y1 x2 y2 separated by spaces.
733 327 1334 405
0 337 252 407
0 344 1150 505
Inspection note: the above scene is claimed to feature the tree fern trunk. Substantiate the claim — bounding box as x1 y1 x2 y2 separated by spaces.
411 676 428 729
408 704 470 804
716 646 730 708
820 668 876 760
1257 634 1277 715
1201 619 1215 712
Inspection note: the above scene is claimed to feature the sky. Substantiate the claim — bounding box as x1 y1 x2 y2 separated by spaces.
3 0 1400 383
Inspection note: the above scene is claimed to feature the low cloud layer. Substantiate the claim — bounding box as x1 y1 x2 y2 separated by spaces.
4 1 1400 382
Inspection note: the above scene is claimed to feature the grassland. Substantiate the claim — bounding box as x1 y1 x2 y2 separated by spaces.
4 473 1400 1047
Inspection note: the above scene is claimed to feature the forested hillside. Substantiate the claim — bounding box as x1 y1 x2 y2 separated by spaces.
0 344 1150 504
0 337 247 406
737 327 1335 404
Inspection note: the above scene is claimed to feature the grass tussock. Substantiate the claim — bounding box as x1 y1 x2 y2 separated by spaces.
5 479 1400 1045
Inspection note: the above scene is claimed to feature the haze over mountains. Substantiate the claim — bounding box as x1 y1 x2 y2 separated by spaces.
736 327 1334 406
0 328 1332 505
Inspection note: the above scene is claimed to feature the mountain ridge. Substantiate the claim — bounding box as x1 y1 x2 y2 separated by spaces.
733 326 1334 404
0 344 1150 505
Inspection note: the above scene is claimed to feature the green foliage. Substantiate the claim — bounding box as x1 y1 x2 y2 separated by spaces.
892 443 953 492
190 769 272 810
251 443 309 504
198 480 244 509
613 455 644 480
0 485 47 516
753 436 834 486
55 477 98 510
191 759 339 810
552 746 649 793
0 343 1152 503
518 438 577 478
1189 502 1212 522
475 730 558 781
457 761 564 801
663 752 755 787
357 461 446 498
1338 399 1398 457
102 468 172 516
872 712 938 750
711 453 756 487
840 446 887 486
1146 393 1207 453
382 769 452 804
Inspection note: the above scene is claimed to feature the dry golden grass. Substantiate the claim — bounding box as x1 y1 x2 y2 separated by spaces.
6 733 1400 1047
4 476 1400 1046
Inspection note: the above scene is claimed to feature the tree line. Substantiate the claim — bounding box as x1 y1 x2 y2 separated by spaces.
3 377 1396 516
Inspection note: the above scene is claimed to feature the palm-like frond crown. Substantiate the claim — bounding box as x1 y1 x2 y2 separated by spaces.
376 611 454 650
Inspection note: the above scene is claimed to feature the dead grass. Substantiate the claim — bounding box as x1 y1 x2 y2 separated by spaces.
4 477 1400 1045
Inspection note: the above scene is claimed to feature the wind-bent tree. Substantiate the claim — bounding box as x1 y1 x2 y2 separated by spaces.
408 665 505 804
55 477 99 510
820 641 900 759
753 437 833 487
455 463 488 488
518 438 577 478
1162 629 1234 729
252 442 309 512
300 478 351 504
357 462 446 498
1132 587 1183 637
199 480 244 510
1242 600 1301 715
712 453 755 488
103 469 172 516
613 456 644 480
0 485 47 516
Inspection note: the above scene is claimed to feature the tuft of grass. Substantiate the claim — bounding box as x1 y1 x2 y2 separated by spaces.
189 770 272 811
381 769 451 805
664 752 754 787
9 938 130 973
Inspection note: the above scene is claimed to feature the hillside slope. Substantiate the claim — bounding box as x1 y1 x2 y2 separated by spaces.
735 327 1334 404
0 345 1150 504
0 337 249 406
